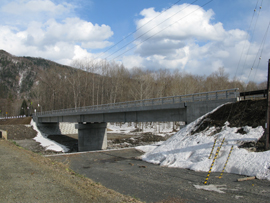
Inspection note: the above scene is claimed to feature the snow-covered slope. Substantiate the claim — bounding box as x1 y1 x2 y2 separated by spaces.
138 106 270 181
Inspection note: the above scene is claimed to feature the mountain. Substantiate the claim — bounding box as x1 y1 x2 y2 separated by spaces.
0 50 72 98
0 50 75 116
0 50 266 118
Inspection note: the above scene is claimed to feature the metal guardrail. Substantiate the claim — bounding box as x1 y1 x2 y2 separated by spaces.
240 89 267 100
37 88 239 116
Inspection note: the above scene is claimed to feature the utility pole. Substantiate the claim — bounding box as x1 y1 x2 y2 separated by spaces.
266 59 270 150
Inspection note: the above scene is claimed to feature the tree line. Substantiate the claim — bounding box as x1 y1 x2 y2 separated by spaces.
34 59 266 113
0 58 266 117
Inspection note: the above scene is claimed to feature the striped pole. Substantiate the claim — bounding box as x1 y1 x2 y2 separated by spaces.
204 138 225 185
208 138 217 159
219 145 234 178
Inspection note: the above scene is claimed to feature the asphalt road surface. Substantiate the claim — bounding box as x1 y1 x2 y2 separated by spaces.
49 148 270 203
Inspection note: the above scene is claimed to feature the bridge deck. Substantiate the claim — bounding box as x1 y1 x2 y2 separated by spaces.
35 88 239 123
34 88 239 151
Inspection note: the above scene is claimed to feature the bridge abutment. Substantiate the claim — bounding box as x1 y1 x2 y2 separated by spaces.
185 98 237 124
75 122 107 152
37 122 61 134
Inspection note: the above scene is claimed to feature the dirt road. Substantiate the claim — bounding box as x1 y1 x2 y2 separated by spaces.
0 140 140 203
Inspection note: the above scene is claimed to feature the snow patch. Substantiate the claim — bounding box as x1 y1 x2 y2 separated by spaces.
108 122 178 137
194 184 227 193
12 59 18 64
140 104 270 180
136 141 164 153
31 120 69 152
18 70 28 90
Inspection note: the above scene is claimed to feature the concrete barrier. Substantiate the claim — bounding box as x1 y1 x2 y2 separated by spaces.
0 130 7 140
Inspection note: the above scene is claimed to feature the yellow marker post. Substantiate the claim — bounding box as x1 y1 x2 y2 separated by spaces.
219 145 234 178
204 138 225 185
208 138 217 159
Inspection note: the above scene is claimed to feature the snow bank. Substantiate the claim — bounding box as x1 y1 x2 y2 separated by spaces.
31 120 69 152
140 106 270 180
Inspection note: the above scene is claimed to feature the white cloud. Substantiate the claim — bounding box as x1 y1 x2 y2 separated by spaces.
81 41 113 49
0 1 268 84
122 55 144 69
73 45 94 60
125 3 269 83
0 0 74 29
135 39 185 57
15 17 114 48
0 0 114 65
1 0 71 16
135 4 225 42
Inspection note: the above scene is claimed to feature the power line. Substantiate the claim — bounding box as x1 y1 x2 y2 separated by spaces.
251 20 270 82
111 0 214 61
240 0 263 83
104 0 199 60
228 0 267 128
93 0 184 61
227 0 264 123
233 0 260 86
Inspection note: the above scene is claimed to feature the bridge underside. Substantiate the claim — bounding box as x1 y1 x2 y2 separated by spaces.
38 108 187 123
35 98 237 152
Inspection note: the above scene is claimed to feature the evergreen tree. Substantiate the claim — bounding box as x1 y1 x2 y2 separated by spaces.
20 99 28 116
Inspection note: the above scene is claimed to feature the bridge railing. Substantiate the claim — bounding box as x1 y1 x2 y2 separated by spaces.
37 88 239 116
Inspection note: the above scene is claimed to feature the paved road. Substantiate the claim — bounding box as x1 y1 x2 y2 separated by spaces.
49 148 270 203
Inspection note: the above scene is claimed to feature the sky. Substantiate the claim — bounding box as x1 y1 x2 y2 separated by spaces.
0 0 269 83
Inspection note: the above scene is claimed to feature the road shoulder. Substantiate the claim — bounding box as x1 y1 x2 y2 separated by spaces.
0 140 141 203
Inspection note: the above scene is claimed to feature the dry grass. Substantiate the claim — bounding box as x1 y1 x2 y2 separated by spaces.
1 140 142 203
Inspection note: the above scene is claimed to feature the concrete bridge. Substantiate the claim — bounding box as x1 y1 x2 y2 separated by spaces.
34 88 239 152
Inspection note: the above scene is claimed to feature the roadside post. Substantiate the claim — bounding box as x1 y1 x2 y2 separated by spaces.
219 145 234 178
204 138 225 185
266 59 270 150
208 138 217 159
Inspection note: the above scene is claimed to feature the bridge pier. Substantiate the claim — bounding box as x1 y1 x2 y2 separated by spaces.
75 122 107 152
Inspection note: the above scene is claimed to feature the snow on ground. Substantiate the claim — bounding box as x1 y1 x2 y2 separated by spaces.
194 184 227 194
137 106 270 181
107 122 136 134
31 120 69 152
108 122 177 137
30 121 175 153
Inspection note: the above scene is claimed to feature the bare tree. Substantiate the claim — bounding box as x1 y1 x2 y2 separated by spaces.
129 67 155 100
246 81 258 91
258 81 267 89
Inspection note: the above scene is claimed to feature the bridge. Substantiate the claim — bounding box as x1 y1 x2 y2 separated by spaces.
34 88 239 151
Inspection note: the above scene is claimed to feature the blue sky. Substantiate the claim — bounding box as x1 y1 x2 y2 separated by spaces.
0 0 269 83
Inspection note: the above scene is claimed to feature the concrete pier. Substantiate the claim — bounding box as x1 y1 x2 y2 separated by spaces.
75 122 107 152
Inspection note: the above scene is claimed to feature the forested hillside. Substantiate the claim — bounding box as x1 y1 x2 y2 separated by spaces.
0 50 73 116
0 50 266 117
